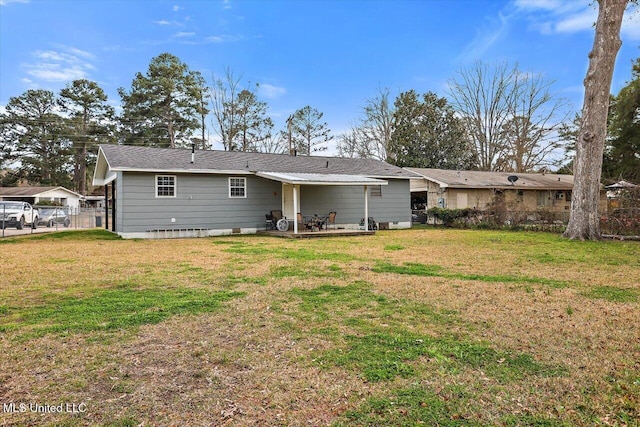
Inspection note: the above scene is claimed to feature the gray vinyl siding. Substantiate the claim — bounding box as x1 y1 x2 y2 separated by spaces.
118 172 281 233
116 171 123 232
117 172 410 233
299 179 410 225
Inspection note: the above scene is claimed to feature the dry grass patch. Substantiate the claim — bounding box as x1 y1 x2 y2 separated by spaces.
0 228 638 426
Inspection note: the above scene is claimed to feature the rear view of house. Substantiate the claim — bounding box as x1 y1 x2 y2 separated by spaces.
93 145 414 238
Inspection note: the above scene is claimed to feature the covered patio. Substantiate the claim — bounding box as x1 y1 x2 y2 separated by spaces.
256 172 387 235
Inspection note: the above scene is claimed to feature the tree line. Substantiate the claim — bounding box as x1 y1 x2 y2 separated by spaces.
0 52 638 196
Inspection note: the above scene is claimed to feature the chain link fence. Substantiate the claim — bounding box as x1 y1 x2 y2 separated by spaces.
1 206 105 238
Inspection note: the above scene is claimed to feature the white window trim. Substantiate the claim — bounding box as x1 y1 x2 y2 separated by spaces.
155 174 177 198
228 177 247 198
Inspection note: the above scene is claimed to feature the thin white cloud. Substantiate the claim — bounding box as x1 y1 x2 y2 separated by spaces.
103 44 135 52
172 5 180 12
25 65 87 82
22 46 96 83
204 34 246 43
153 20 171 25
555 7 596 34
0 0 28 5
513 0 582 14
174 32 195 38
62 46 95 60
513 0 639 41
258 84 286 100
459 12 511 60
19 77 37 89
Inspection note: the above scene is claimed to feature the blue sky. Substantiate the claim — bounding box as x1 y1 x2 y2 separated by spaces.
1 0 638 153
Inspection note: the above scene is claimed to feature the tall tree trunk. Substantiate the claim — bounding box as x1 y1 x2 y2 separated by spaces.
564 0 628 240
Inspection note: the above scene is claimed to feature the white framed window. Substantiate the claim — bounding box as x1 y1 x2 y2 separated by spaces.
156 175 176 198
229 177 246 198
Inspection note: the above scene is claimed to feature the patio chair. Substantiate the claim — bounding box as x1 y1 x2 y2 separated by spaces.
297 213 310 231
271 210 283 222
265 213 275 230
297 213 304 231
326 211 336 230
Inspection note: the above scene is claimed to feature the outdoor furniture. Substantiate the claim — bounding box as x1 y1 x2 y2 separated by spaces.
297 213 310 231
326 211 336 230
265 213 275 230
305 214 325 231
297 213 313 231
360 217 378 230
297 213 327 231
271 210 283 222
267 210 288 231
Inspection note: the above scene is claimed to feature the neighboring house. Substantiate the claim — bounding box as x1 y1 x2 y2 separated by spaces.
406 168 607 213
0 186 82 209
92 145 415 238
606 180 639 210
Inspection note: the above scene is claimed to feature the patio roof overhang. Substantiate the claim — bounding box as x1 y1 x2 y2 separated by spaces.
256 172 388 186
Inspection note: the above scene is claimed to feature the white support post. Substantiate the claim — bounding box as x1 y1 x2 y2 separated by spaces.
293 184 299 234
364 185 369 231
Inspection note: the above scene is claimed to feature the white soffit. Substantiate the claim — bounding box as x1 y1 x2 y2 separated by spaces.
256 172 388 186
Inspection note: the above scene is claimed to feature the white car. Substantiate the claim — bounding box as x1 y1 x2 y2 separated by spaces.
0 201 39 229
37 207 71 228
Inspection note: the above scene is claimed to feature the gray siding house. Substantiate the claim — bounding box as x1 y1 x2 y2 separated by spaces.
93 145 415 238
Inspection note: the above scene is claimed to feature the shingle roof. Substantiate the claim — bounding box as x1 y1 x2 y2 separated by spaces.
98 144 415 178
406 167 574 190
0 186 79 196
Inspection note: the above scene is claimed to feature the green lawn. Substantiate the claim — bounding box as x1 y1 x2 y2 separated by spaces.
0 228 638 426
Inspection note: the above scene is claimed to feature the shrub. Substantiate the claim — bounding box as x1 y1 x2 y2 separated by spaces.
427 207 471 227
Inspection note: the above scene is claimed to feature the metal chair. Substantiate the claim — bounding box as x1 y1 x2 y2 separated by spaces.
271 210 283 222
265 213 275 230
297 213 307 231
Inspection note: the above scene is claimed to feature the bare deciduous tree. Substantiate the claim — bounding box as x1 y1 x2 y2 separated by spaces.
564 0 630 240
210 68 243 151
337 87 394 161
448 61 568 172
255 130 288 154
